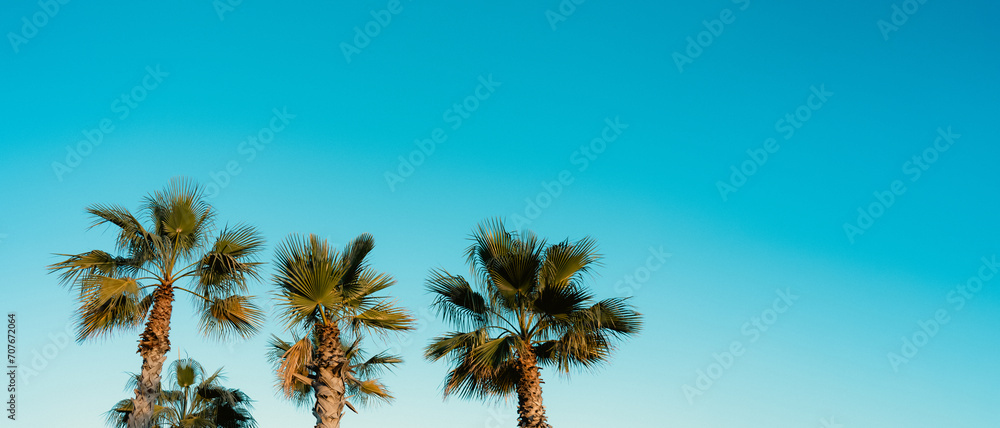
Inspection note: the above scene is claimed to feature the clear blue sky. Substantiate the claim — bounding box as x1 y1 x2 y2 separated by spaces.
2 1 998 427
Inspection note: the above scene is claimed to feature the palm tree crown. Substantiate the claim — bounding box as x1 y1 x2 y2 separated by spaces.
424 219 643 427
50 178 265 428
50 178 265 341
106 358 258 428
270 233 414 427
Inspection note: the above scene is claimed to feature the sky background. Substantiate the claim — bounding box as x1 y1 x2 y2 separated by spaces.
2 1 999 427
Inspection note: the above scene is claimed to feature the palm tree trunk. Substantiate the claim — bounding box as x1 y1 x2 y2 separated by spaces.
311 323 346 428
128 284 174 428
515 347 551 428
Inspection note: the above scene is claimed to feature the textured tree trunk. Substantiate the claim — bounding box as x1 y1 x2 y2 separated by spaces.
515 348 551 428
311 323 346 428
128 284 174 428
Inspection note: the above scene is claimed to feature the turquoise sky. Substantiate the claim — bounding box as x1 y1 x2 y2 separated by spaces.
2 1 998 427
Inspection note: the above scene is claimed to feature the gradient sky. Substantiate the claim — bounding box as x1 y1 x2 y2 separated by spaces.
2 1 999 427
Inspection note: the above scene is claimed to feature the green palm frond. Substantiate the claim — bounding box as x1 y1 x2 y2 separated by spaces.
272 233 414 332
339 233 375 289
83 275 141 304
351 350 402 380
539 237 601 290
426 219 645 400
341 269 395 309
348 299 415 337
85 204 160 262
205 386 257 428
442 356 518 401
142 177 214 259
593 297 644 334
170 358 205 389
196 224 265 299
50 250 145 291
536 298 642 372
468 335 519 370
563 297 644 337
425 329 489 363
104 399 135 428
199 295 265 339
542 329 615 372
469 221 546 299
75 281 149 341
465 218 513 288
346 379 393 407
342 339 401 408
344 338 402 378
273 234 344 327
107 358 256 428
427 269 488 330
532 284 593 325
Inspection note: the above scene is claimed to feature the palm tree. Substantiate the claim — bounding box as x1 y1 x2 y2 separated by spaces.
50 178 266 428
271 233 415 428
106 357 258 428
424 219 643 428
266 335 402 414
